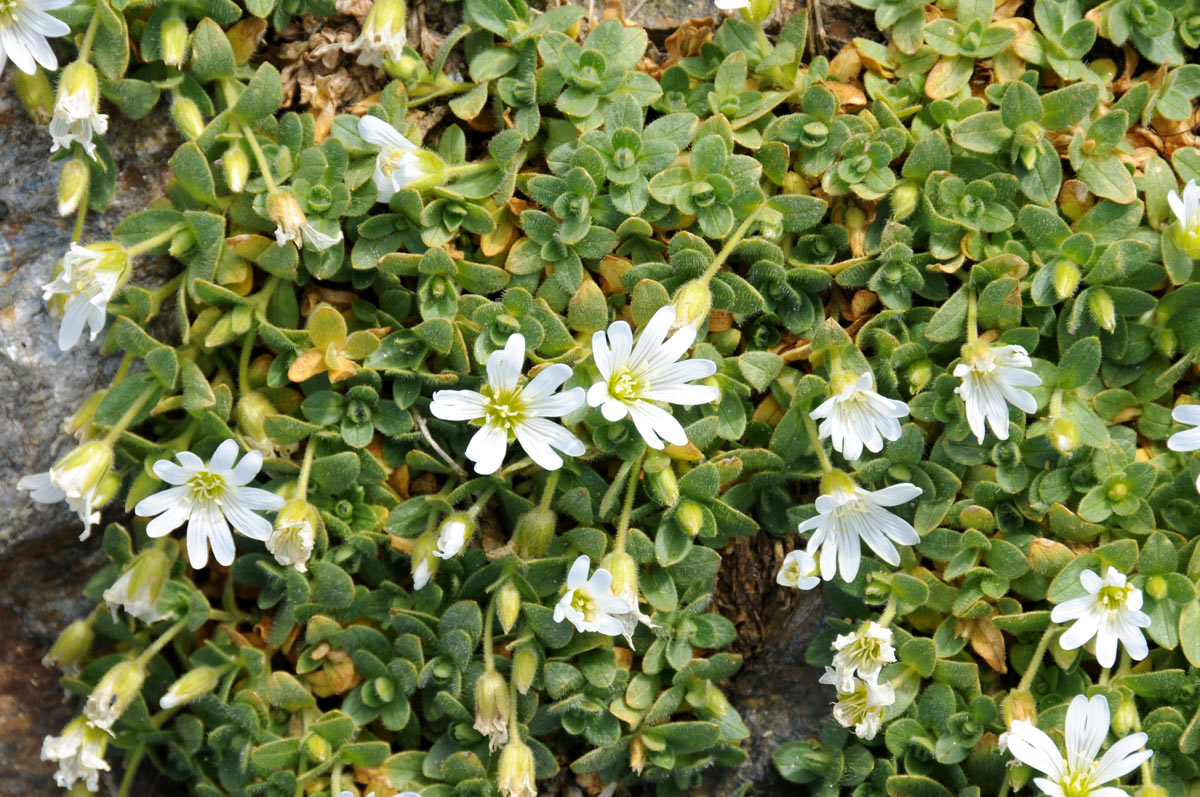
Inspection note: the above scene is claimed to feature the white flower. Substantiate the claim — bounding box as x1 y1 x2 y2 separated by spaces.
587 306 719 449
336 792 420 797
266 499 315 573
830 621 897 692
429 333 586 475
0 0 69 77
41 717 111 792
1167 404 1200 493
776 549 820 590
1168 179 1200 257
810 371 909 461
800 475 922 583
553 555 630 636
17 439 114 539
359 115 428 203
49 62 108 158
953 342 1041 444
102 549 171 624
433 516 468 559
820 669 894 740
1006 694 1152 797
134 439 286 569
267 189 343 250
714 0 750 8
42 242 129 351
85 660 144 732
343 0 407 67
412 559 432 590
1050 566 1151 669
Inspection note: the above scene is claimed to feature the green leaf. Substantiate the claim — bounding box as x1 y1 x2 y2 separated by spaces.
233 63 283 121
170 142 217 205
189 18 237 82
1057 336 1101 390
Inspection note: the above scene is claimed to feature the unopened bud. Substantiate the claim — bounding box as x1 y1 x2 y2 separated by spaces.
908 359 932 393
63 388 106 440
671 280 712 332
1136 785 1168 797
496 738 537 797
223 146 250 194
892 180 920 221
1027 537 1073 577
57 157 89 217
677 500 706 537
171 96 205 140
160 666 221 709
43 619 94 673
645 464 680 507
1002 689 1037 727
497 581 521 635
782 171 805 194
512 645 537 694
1155 327 1177 359
1019 144 1038 171
160 14 189 68
513 506 556 559
434 512 472 559
85 660 146 732
1146 574 1168 601
473 670 510 751
169 227 195 257
1088 289 1116 332
14 67 54 124
410 531 439 590
1112 695 1140 736
1053 260 1081 300
1050 417 1079 455
746 0 778 23
305 733 331 763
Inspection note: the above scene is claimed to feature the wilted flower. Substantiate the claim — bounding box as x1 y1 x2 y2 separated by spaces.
810 371 909 461
800 471 922 583
267 188 343 250
830 622 897 691
1050 566 1151 668
49 61 108 158
776 549 820 590
473 670 510 751
553 555 630 636
134 440 286 569
41 242 130 351
84 659 146 733
1006 694 1152 797
496 738 537 797
587 306 719 449
429 333 586 475
41 716 110 792
18 439 115 539
266 498 315 573
0 0 70 77
344 0 407 67
820 669 894 740
954 342 1041 444
102 548 171 624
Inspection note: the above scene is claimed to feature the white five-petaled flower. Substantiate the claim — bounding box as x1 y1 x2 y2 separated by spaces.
800 473 922 583
811 371 909 461
429 333 586 475
1006 694 1153 797
0 0 70 77
714 0 750 8
17 439 114 540
1168 179 1200 257
1167 403 1200 493
953 342 1041 444
41 716 111 792
830 621 897 692
359 115 428 203
1050 566 1151 669
42 242 129 351
49 61 108 159
776 549 820 590
134 439 286 569
552 555 630 637
587 306 720 449
819 668 895 741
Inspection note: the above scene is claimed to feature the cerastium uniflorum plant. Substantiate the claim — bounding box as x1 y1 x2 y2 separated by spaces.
9 0 1200 791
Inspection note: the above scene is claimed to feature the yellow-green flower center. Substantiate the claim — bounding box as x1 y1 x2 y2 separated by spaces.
482 388 525 433
188 471 228 502
609 369 642 402
1097 583 1130 612
0 0 19 26
570 588 597 618
1059 768 1095 797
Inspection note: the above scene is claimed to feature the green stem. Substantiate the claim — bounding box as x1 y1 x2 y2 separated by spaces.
702 207 762 284
126 224 186 257
148 274 184 303
296 438 317 499
966 286 978 346
877 594 898 627
802 413 834 474
72 191 88 242
538 470 561 512
467 488 496 520
508 665 521 743
1098 666 1111 686
77 1 103 62
112 352 135 385
136 619 187 665
614 450 646 553
483 592 497 672
238 331 254 395
407 81 476 107
1017 624 1056 693
102 384 158 445
116 746 145 797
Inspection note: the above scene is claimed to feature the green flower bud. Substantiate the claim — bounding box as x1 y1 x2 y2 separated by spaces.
305 733 331 763
1112 695 1140 736
85 659 146 732
645 464 680 507
1053 260 1081 300
14 67 54 124
160 14 190 68
1050 417 1079 455
236 391 277 443
1088 288 1116 332
171 96 205 140
1146 574 1168 601
43 619 94 673
512 645 537 695
513 506 556 559
169 227 195 258
670 279 712 332
908 359 933 393
472 670 510 751
891 180 920 221
223 146 250 194
160 666 221 709
57 157 89 217
677 500 706 537
497 581 521 635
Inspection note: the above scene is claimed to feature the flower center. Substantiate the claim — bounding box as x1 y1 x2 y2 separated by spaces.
609 369 642 402
188 471 228 502
1097 583 1129 612
482 388 526 432
1059 768 1095 797
0 0 19 26
570 588 596 619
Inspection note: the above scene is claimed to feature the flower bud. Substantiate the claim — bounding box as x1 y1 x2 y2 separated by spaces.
160 14 189 68
1146 574 1168 601
171 96 205 140
410 531 439 589
43 619 94 674
670 280 712 332
1112 695 1140 736
891 180 920 221
907 359 932 393
496 738 537 797
473 670 510 750
497 581 522 635
1001 689 1037 727
236 391 277 443
14 67 54 124
85 660 146 732
513 506 556 559
782 171 805 194
304 733 331 763
160 666 221 709
746 0 778 23
645 464 680 507
1052 260 1081 300
1027 537 1073 577
53 441 115 501
1155 327 1177 359
512 645 537 694
223 146 250 194
57 157 90 217
58 61 100 114
1088 288 1116 332
677 500 706 537
1050 417 1079 455
434 512 472 559
63 389 106 441
601 551 638 607
103 548 172 623
1136 785 1168 797
1009 762 1032 792
267 188 308 241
